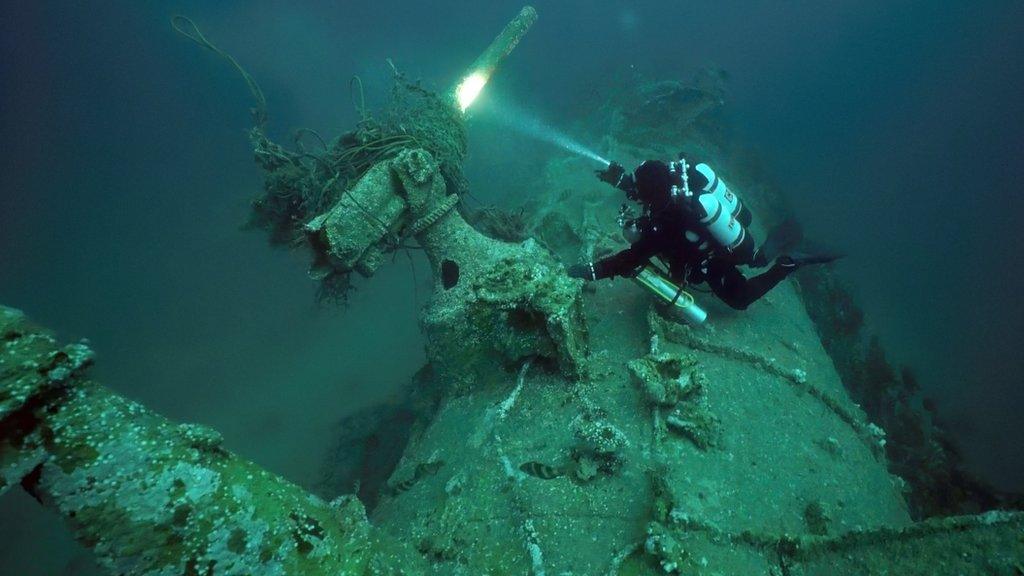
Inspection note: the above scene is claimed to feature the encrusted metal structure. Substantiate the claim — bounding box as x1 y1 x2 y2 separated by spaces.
3 6 1023 575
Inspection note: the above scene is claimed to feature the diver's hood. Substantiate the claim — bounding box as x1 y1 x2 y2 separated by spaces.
632 160 676 207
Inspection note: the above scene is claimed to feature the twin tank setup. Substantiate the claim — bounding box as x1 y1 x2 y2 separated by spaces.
622 158 750 326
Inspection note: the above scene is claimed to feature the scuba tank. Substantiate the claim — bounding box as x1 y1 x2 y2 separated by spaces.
693 162 748 224
667 158 749 253
669 158 749 255
696 192 747 253
633 263 708 325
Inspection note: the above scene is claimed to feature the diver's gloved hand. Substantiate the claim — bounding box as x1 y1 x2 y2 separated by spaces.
778 252 845 268
567 262 597 281
596 162 626 186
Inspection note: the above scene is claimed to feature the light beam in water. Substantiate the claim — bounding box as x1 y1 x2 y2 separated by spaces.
482 99 610 166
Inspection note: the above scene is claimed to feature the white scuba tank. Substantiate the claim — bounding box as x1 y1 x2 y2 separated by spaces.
672 160 745 253
669 158 747 253
694 163 742 219
697 191 746 252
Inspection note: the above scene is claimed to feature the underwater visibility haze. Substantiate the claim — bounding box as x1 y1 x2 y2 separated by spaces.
1 1 1023 574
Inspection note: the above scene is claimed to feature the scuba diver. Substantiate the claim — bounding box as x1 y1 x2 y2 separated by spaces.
568 157 839 313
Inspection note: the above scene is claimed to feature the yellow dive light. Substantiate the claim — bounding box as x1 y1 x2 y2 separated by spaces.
633 264 708 325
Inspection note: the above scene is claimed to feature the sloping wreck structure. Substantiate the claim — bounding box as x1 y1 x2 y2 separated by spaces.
2 6 1023 575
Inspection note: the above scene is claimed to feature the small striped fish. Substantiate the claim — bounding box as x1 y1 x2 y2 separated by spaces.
386 460 445 495
518 461 569 480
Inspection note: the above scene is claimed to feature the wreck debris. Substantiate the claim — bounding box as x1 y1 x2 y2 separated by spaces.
815 436 843 458
304 145 589 383
786 510 1024 573
604 541 643 576
522 517 547 576
643 521 694 575
573 453 601 483
803 500 831 536
641 477 1024 575
569 414 628 479
573 415 628 457
646 309 880 452
470 358 533 449
629 351 719 449
0 305 409 576
664 407 719 450
497 357 533 421
465 205 531 242
628 352 700 407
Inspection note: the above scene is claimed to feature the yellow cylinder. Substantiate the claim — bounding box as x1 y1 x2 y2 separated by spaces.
633 265 708 324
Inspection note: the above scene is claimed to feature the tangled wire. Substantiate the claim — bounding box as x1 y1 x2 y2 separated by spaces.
173 16 469 302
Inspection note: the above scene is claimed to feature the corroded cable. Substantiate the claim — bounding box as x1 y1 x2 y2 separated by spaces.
171 15 267 126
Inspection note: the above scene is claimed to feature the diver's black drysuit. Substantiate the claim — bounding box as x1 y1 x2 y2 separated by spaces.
580 159 797 310
589 203 794 310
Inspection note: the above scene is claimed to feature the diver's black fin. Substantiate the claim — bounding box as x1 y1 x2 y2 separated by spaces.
754 218 804 267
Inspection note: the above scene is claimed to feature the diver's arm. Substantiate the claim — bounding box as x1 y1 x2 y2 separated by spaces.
596 162 638 196
614 172 637 197
568 247 648 280
590 247 648 279
704 259 793 310
591 233 662 279
568 233 661 281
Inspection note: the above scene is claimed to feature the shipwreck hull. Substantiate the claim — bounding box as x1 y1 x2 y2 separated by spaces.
370 254 912 574
3 6 1024 575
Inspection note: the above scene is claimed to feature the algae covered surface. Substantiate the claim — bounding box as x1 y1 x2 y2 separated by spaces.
3 2 1024 575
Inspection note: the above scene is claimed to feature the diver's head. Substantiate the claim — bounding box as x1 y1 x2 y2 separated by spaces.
632 160 674 209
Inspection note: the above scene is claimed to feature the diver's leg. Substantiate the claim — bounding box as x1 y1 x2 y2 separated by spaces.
706 261 792 310
726 232 758 266
751 218 804 267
